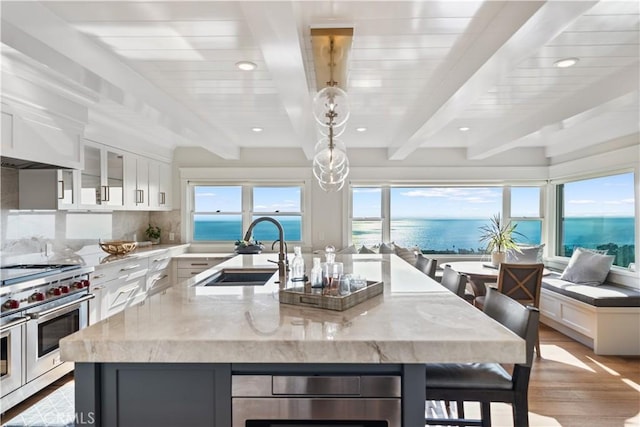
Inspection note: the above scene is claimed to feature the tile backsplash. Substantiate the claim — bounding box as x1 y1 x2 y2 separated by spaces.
1 167 152 260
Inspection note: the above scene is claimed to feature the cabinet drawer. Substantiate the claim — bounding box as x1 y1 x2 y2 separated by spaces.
176 259 222 269
177 268 213 279
148 252 171 273
147 271 171 296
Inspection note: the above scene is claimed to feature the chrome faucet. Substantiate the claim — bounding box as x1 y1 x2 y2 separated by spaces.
244 217 287 285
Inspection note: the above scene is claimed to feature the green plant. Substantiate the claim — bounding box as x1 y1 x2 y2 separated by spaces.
145 224 161 240
234 237 262 248
478 213 524 253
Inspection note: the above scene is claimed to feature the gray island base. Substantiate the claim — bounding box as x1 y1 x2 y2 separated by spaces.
63 254 525 427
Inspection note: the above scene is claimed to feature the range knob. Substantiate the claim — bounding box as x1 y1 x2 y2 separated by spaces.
30 292 45 302
81 279 90 288
48 287 62 296
59 285 70 294
71 281 83 290
3 299 20 310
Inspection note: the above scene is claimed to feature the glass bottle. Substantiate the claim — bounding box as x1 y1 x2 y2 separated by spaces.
310 257 323 288
291 246 305 282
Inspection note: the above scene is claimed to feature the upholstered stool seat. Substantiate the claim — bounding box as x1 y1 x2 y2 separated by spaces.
426 363 512 390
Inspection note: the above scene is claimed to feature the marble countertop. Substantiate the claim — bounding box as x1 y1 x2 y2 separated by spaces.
75 243 191 268
60 254 526 364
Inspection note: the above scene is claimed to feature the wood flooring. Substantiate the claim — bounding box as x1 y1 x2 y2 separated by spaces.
1 325 639 426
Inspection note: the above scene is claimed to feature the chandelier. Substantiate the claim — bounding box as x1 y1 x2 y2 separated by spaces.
310 28 353 192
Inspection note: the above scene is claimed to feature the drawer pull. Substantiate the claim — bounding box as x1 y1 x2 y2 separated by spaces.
120 264 141 272
190 263 209 266
93 274 105 279
153 257 169 262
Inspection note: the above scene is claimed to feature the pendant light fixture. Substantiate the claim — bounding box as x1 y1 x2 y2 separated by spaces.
310 28 353 192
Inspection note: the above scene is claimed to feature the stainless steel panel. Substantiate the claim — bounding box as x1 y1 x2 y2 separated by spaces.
273 376 360 396
232 398 401 427
233 375 401 398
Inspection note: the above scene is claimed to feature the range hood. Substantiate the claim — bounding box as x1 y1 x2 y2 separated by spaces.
0 155 72 170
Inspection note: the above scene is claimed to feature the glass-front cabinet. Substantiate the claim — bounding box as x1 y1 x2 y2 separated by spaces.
79 141 125 209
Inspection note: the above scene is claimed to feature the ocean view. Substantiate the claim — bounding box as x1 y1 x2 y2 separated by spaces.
194 216 635 266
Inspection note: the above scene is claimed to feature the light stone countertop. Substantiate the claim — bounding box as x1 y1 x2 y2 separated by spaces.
75 243 191 268
60 254 526 364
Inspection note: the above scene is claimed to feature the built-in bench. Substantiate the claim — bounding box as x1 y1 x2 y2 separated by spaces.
539 272 640 355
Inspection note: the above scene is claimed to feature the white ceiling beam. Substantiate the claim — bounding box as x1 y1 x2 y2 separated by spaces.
1 1 240 159
240 2 317 159
388 0 598 160
467 64 640 159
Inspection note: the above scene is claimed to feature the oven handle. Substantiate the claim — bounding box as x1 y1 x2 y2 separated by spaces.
28 294 95 320
0 316 30 333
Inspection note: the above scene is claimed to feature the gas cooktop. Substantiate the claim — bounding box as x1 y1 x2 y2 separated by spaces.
0 264 83 287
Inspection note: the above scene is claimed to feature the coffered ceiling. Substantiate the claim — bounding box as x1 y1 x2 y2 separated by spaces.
1 1 638 161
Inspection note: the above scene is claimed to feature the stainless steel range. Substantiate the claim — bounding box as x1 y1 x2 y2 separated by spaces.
0 263 94 412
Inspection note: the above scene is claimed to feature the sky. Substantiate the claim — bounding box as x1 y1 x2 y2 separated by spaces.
353 172 635 218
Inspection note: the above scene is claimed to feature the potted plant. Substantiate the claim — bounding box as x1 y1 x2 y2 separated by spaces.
234 237 264 254
478 213 523 266
145 224 161 244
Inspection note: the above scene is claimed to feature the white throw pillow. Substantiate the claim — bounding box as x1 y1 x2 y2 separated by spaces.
337 244 357 254
358 245 375 254
378 242 396 254
560 247 614 286
506 244 545 264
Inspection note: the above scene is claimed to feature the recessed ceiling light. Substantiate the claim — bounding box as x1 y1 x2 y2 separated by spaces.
251 127 263 132
554 57 579 68
356 127 367 132
459 127 470 132
236 61 257 71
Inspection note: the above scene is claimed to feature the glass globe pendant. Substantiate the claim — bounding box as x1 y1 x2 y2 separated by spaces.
312 86 350 128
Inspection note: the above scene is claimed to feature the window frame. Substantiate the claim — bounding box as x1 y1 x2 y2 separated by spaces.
552 169 636 270
348 183 547 256
186 181 308 247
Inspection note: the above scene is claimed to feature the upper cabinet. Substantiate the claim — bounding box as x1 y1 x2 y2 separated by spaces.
79 142 126 210
124 155 171 211
18 169 78 210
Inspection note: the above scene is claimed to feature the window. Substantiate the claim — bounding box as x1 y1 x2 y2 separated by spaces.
193 186 242 241
252 187 302 241
351 187 382 247
350 185 546 254
557 172 635 268
191 184 304 243
510 187 542 245
389 187 502 254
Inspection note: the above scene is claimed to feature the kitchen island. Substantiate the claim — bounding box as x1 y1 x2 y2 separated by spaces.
61 254 525 427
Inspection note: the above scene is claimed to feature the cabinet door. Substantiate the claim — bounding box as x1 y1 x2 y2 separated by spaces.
148 160 161 210
80 144 103 207
124 154 138 209
58 169 77 208
104 150 125 208
159 162 172 210
136 157 149 209
1 110 14 153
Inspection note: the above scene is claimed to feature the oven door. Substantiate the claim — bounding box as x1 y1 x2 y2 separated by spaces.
25 294 92 382
0 315 28 397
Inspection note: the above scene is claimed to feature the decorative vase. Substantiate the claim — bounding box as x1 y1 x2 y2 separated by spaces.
150 237 160 245
491 251 506 266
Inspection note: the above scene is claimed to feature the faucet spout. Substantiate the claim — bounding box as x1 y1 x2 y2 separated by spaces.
244 217 287 285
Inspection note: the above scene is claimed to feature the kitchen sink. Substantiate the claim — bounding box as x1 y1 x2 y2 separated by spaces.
201 268 277 287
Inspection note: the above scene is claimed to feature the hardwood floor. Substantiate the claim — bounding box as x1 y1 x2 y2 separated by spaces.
460 324 640 427
1 326 638 426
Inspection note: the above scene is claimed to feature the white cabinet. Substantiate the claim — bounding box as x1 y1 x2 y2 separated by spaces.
1 104 83 170
89 258 149 323
146 250 172 296
18 169 77 210
124 154 150 210
176 257 228 280
79 142 125 210
148 161 172 210
126 155 171 211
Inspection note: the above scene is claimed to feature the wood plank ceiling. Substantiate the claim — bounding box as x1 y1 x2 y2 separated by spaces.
1 1 638 160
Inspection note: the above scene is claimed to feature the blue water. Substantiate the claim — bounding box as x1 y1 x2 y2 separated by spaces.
193 216 635 265
194 217 301 242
